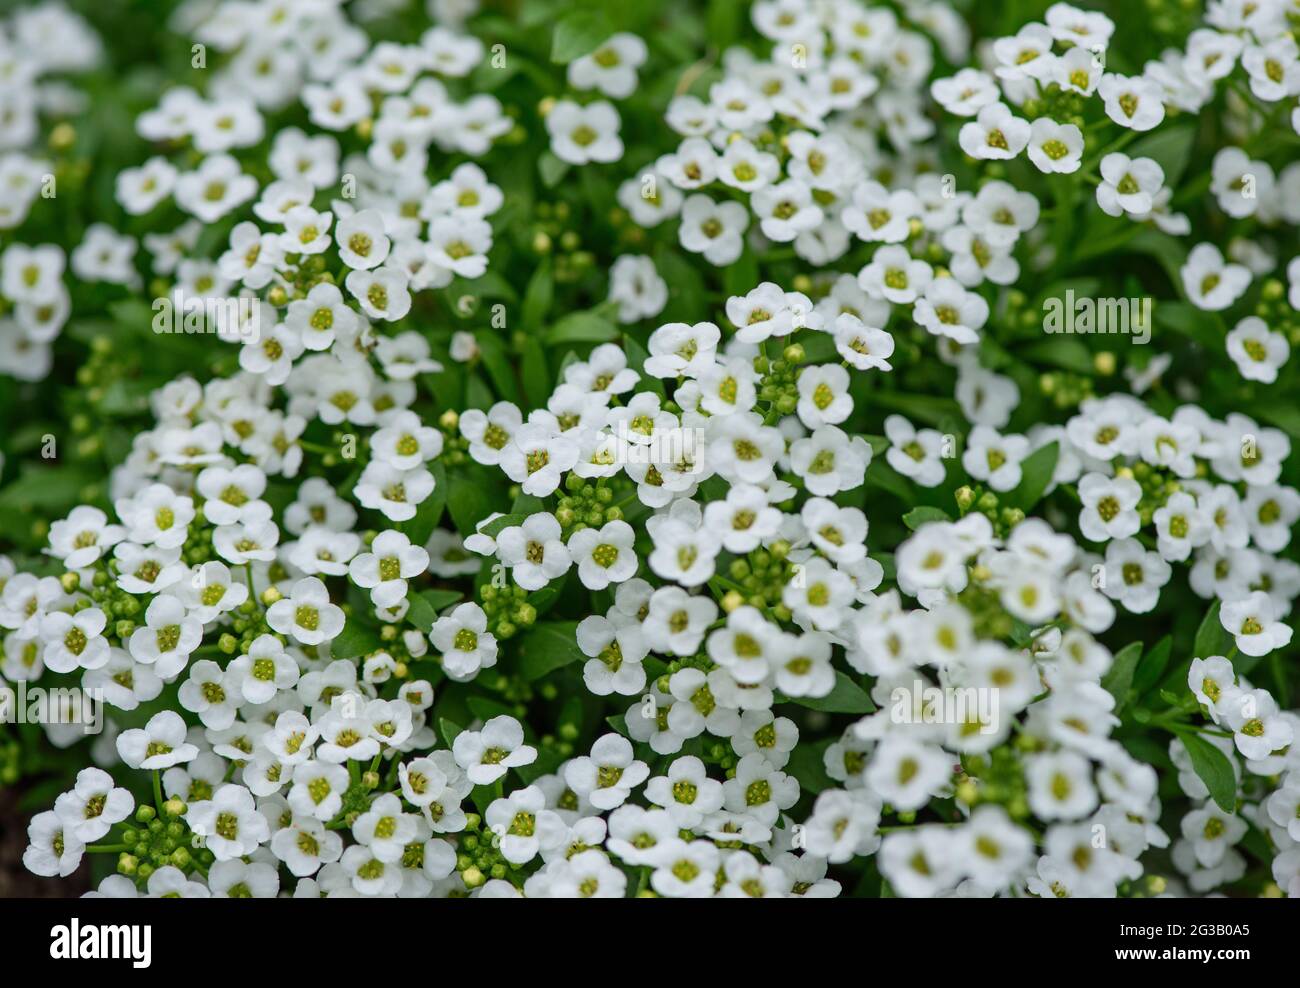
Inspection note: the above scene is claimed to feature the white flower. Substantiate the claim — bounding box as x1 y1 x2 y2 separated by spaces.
174 154 257 222
53 768 133 843
993 23 1057 81
266 577 346 647
568 520 638 590
1242 38 1300 102
565 733 649 811
116 156 177 215
1101 538 1172 613
40 607 110 674
351 793 419 863
287 761 350 822
644 320 719 378
1077 473 1142 542
841 181 920 243
286 282 359 351
48 505 124 569
176 659 241 729
1097 73 1165 131
858 244 933 304
1211 147 1273 219
567 33 647 98
345 267 412 322
958 102 1031 159
1243 485 1300 553
912 277 988 345
1153 491 1211 562
349 530 429 609
721 752 799 826
1181 243 1251 311
116 710 199 770
678 194 749 265
832 312 895 371
962 426 1030 492
546 99 623 165
23 811 85 878
577 612 647 696
229 634 300 705
1219 591 1293 658
335 208 391 270
650 838 720 896
430 602 498 681
607 254 667 323
496 513 571 590
1226 316 1288 384
717 137 780 191
188 784 270 861
1096 154 1164 217
1026 750 1098 820
485 785 566 865
752 179 823 243
354 461 436 522
884 415 947 487
930 68 999 116
500 422 580 497
1220 688 1293 760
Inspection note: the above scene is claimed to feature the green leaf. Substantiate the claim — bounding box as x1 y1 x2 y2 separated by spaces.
1005 441 1059 512
723 246 758 299
406 589 465 632
1129 123 1197 188
547 310 620 345
902 506 951 530
1102 640 1143 713
785 738 835 795
476 332 522 402
521 337 552 407
1133 635 1173 696
0 466 95 511
438 718 464 746
864 462 915 504
1125 228 1189 287
1153 300 1220 349
706 0 745 48
865 391 962 427
1254 401 1300 440
551 9 612 63
653 244 706 323
605 714 629 736
1019 338 1095 374
445 467 506 536
399 472 447 547
479 512 529 538
517 621 583 680
538 150 570 189
521 258 554 331
1193 601 1225 658
331 619 383 660
467 695 517 722
1174 730 1237 813
783 672 875 714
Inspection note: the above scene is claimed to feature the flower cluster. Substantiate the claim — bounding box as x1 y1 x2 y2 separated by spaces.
3 0 1300 900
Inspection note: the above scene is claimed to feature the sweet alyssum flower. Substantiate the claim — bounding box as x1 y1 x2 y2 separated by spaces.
10 0 1300 904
